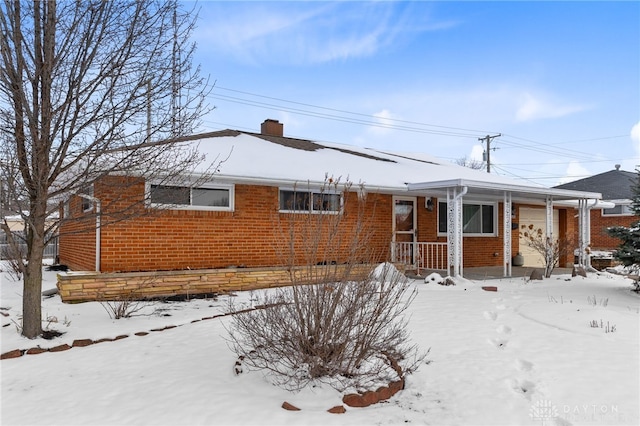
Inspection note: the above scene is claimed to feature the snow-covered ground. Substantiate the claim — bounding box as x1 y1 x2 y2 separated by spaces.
1 263 639 426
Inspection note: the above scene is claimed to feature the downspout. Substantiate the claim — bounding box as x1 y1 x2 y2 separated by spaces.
78 194 101 272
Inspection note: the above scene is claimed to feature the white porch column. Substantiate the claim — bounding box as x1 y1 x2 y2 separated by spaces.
578 199 585 266
447 189 454 277
577 198 591 268
545 196 553 240
447 186 466 277
503 192 512 277
585 200 592 269
545 196 554 270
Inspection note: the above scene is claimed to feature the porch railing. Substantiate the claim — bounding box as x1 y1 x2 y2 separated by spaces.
391 241 448 272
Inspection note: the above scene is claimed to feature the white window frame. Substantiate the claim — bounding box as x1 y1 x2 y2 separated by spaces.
602 203 634 217
63 200 70 218
437 201 498 237
147 182 234 212
81 185 94 213
278 188 342 214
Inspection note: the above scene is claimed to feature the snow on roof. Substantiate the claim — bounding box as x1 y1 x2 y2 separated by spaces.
179 130 601 201
189 131 509 187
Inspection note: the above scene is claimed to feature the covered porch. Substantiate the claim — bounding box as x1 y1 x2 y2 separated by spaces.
391 178 603 278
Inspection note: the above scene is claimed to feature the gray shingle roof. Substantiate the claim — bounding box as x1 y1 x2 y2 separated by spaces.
554 168 637 200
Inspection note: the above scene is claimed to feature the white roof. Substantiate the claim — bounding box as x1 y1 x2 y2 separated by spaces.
179 130 601 202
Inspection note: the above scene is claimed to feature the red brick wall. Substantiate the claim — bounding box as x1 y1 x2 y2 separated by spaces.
58 194 98 271
60 177 394 272
582 210 635 251
59 177 576 272
561 208 636 252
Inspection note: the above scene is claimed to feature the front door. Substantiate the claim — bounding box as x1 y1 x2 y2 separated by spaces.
393 196 417 265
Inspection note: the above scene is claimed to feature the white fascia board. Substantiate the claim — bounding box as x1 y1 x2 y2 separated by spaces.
560 199 616 209
407 179 602 201
159 172 406 194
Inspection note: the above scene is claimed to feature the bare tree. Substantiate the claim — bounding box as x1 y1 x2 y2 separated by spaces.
520 224 574 278
0 0 212 338
454 156 485 171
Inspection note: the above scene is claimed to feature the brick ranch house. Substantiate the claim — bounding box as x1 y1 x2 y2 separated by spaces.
57 119 603 302
554 165 637 267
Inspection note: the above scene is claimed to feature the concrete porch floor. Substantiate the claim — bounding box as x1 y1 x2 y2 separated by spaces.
410 266 574 281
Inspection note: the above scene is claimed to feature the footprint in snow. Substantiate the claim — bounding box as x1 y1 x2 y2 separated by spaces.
495 304 508 311
515 359 534 372
496 324 512 334
483 311 497 321
506 378 536 400
489 337 508 349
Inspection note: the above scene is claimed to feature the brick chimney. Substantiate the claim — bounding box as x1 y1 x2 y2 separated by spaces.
261 119 283 137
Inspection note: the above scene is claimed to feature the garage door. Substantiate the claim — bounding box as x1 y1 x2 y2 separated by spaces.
518 207 559 268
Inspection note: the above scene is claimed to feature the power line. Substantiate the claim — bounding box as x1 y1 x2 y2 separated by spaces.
202 85 632 181
207 92 487 138
488 158 628 167
495 137 597 162
211 85 496 136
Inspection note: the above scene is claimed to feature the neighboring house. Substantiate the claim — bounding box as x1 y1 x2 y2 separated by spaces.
554 165 637 264
1 212 59 260
59 119 602 280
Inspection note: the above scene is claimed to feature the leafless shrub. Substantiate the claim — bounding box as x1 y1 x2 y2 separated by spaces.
100 294 153 320
227 264 426 391
587 295 608 307
454 156 485 171
2 245 24 282
227 178 428 391
98 275 159 319
520 224 574 278
0 226 26 281
589 319 616 333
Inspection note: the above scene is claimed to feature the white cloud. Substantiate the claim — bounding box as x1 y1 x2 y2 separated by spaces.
515 92 591 122
631 121 640 145
470 144 484 162
555 160 591 186
366 109 396 136
627 121 640 171
194 2 458 65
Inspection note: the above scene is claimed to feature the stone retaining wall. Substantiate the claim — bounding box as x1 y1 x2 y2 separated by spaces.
57 264 376 303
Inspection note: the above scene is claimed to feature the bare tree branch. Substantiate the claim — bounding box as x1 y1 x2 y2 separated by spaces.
0 0 212 338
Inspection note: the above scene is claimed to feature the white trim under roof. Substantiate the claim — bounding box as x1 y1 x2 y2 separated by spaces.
407 178 602 201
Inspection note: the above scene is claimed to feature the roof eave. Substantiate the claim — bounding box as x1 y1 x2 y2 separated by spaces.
407 178 602 201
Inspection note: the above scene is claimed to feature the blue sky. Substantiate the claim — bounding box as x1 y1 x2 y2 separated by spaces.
187 1 639 186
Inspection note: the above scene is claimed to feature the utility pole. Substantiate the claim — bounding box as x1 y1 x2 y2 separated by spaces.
479 134 501 173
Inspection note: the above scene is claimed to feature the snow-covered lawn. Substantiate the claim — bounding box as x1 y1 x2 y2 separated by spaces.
1 264 639 426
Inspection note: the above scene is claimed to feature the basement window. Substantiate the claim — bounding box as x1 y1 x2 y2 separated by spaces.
279 189 341 213
149 183 233 211
438 201 497 236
